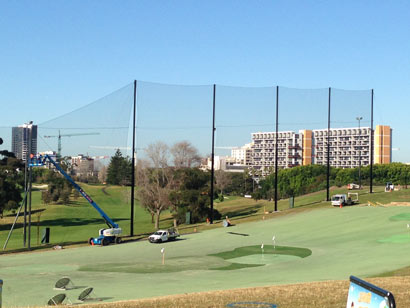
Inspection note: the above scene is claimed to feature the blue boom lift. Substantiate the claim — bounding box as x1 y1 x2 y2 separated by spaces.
30 154 122 246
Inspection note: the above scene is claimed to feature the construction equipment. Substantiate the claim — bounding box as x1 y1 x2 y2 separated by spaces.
30 154 122 246
347 183 361 190
385 182 395 192
44 131 100 159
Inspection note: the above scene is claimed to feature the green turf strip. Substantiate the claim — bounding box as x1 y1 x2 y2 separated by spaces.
78 246 312 273
3 206 410 307
209 245 312 259
389 213 410 221
378 233 410 243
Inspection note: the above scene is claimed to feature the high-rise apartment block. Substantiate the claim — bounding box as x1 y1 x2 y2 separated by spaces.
250 125 391 176
11 122 38 161
252 131 302 175
231 143 253 166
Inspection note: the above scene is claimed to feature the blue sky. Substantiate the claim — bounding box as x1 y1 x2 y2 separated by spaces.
1 1 409 161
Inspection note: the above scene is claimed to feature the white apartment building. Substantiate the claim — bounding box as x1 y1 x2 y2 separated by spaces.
231 143 253 166
251 131 303 176
201 155 247 173
246 125 391 177
312 127 371 168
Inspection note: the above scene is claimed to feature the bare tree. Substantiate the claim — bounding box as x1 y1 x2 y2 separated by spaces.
98 165 108 184
215 169 232 195
146 142 169 169
136 142 174 229
170 141 201 168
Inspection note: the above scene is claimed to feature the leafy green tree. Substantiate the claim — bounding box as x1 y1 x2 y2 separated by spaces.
41 169 74 205
0 151 24 217
41 190 52 205
107 149 132 185
170 168 221 224
73 189 80 200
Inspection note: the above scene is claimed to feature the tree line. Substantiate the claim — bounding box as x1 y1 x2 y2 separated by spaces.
0 151 24 218
256 163 410 200
2 143 408 229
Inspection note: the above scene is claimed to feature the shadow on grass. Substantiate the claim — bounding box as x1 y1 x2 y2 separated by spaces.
222 205 261 219
227 232 250 237
0 217 129 231
4 208 46 218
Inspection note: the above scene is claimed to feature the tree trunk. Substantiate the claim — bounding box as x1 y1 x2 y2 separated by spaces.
151 212 155 223
173 218 178 228
155 210 161 230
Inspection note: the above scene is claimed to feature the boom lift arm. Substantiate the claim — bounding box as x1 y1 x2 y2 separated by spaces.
30 154 121 245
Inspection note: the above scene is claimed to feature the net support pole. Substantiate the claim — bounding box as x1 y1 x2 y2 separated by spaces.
326 87 331 201
274 86 279 212
23 153 28 247
27 125 33 250
210 84 216 224
0 279 3 308
130 80 137 236
370 89 374 193
28 165 32 250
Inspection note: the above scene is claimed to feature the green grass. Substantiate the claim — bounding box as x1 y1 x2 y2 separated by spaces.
3 198 410 307
1 184 409 253
77 245 312 274
0 184 173 251
210 245 312 259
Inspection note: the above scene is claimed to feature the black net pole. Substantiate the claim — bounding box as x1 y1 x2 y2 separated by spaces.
274 86 279 212
326 87 331 201
28 165 32 250
370 89 374 193
130 80 137 236
28 126 33 250
210 84 216 224
23 159 27 247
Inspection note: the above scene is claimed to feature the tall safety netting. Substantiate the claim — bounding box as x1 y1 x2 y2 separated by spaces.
38 83 134 159
277 87 329 206
0 82 376 250
214 85 276 204
136 81 213 160
331 88 373 185
0 126 12 153
1 83 134 250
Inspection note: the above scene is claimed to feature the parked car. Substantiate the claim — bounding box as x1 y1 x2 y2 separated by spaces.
148 229 180 243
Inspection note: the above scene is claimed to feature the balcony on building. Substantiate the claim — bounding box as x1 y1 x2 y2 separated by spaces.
288 144 300 150
288 153 301 159
288 162 300 168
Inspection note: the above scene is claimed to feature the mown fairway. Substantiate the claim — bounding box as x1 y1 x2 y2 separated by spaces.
1 187 410 307
0 184 171 251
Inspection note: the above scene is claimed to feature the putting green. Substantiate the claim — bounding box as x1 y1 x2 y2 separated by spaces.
378 233 410 244
227 254 301 265
79 256 229 273
78 245 311 273
1 206 410 307
389 213 410 221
